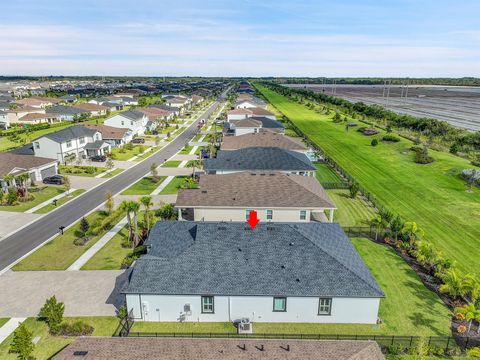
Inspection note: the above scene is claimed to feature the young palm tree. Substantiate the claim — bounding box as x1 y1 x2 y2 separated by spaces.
370 215 386 241
139 196 153 233
401 221 424 246
130 201 141 247
186 160 202 179
18 173 30 199
439 268 475 300
413 240 439 269
455 303 480 333
120 200 139 247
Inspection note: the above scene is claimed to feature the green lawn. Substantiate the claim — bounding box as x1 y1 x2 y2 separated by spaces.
0 317 119 360
179 145 193 154
58 165 103 177
326 189 376 227
134 146 160 162
100 168 124 178
256 84 480 275
81 224 132 270
160 176 190 194
0 318 8 327
121 176 166 195
13 211 122 271
34 189 86 214
161 160 182 167
131 321 236 333
0 186 64 212
110 145 146 161
315 162 343 183
0 123 72 152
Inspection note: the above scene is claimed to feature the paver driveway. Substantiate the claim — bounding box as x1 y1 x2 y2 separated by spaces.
0 269 128 317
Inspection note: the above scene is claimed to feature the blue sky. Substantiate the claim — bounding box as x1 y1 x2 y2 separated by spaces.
1 0 479 76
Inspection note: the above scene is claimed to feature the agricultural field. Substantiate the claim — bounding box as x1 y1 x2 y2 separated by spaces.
286 84 480 131
256 84 480 275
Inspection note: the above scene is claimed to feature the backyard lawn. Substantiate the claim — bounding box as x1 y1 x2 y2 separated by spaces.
160 176 192 194
0 186 65 212
13 211 123 270
34 189 85 214
326 189 376 227
0 317 119 360
121 176 166 195
58 165 104 177
315 162 343 183
161 160 182 167
256 84 480 275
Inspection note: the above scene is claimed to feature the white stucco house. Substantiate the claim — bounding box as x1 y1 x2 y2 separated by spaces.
104 109 148 136
122 221 383 323
221 131 308 154
31 125 111 163
0 111 9 129
176 172 336 222
226 117 285 136
227 107 276 121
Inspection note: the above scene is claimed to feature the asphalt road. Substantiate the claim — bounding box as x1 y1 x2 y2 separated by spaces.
0 88 230 272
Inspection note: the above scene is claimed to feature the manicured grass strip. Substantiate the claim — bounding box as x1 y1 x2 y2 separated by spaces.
13 211 122 271
58 165 103 177
179 145 193 154
0 186 65 212
131 321 236 333
315 163 343 182
121 176 166 195
134 146 160 162
0 318 9 328
0 317 119 360
326 189 376 227
161 160 182 167
159 176 190 195
34 189 86 214
110 145 146 161
256 84 480 275
81 224 131 270
100 168 124 178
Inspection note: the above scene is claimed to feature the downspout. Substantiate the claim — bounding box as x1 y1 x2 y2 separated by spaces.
228 296 231 322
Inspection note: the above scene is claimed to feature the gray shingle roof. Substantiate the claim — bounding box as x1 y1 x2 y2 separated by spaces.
204 147 316 172
118 109 145 121
248 116 285 129
46 105 87 115
41 125 97 142
122 222 384 298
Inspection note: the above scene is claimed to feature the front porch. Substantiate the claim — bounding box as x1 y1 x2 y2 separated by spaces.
84 141 111 158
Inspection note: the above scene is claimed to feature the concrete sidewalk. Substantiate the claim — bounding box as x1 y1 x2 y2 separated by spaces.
25 188 78 214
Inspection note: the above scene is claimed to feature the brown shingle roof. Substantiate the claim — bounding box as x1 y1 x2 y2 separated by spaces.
53 338 384 360
18 113 59 122
221 132 307 151
233 119 262 128
73 103 109 112
0 153 56 177
83 124 129 140
176 171 335 209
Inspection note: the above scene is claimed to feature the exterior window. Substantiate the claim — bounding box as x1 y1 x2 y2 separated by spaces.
273 297 286 312
201 296 214 313
266 210 273 220
246 209 253 220
318 298 332 315
96 134 100 140
79 137 85 144
300 210 307 220
66 140 72 148
130 121 134 125
34 142 40 149
121 121 124 126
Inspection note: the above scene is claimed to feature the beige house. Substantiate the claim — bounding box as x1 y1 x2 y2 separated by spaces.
176 172 336 223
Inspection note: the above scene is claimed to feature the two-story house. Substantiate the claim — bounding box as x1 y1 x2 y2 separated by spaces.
104 109 149 136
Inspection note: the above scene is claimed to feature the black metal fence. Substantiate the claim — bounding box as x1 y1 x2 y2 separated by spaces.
343 226 387 241
124 332 471 353
319 181 349 189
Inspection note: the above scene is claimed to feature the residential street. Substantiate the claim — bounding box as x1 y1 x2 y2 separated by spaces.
0 90 228 272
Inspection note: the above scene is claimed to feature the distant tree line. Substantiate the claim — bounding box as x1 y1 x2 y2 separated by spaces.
271 77 480 87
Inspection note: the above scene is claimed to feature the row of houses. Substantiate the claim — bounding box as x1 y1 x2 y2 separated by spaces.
122 83 384 327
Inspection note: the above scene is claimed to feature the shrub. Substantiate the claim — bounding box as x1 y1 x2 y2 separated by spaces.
9 323 35 360
73 237 89 246
472 159 480 167
467 347 480 358
7 187 18 205
39 296 64 334
58 321 94 336
461 169 480 188
386 343 407 355
371 138 379 147
382 134 400 142
121 246 147 268
414 146 434 164
349 182 359 199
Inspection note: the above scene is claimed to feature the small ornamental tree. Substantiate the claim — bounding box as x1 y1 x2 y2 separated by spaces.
9 323 35 360
105 192 114 215
39 296 65 334
79 217 90 237
371 138 379 147
105 157 114 171
349 182 359 199
63 175 71 195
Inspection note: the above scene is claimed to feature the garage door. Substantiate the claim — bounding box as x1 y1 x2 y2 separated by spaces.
40 166 56 179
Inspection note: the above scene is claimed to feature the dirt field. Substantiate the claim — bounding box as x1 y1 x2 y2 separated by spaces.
286 84 480 131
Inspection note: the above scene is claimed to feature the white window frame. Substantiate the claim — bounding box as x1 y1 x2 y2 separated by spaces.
79 137 85 145
34 142 40 149
266 209 273 220
66 140 72 148
201 296 214 314
273 297 287 312
299 210 307 220
318 298 332 315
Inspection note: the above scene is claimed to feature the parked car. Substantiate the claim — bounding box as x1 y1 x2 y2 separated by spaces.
90 155 107 162
43 175 64 185
132 138 145 144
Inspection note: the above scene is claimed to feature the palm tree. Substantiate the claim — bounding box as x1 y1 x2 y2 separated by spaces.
139 196 153 233
130 201 140 247
120 200 140 247
18 173 30 199
455 303 480 333
413 240 439 270
439 268 475 300
3 175 15 189
186 160 202 179
370 215 386 241
401 221 424 246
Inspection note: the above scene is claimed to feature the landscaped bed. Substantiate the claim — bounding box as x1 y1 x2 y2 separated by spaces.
13 210 124 271
121 176 166 195
0 186 65 212
256 84 480 275
160 176 196 194
179 145 193 154
58 165 104 177
34 189 86 214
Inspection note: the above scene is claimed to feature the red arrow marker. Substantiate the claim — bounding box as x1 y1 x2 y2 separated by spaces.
247 210 260 230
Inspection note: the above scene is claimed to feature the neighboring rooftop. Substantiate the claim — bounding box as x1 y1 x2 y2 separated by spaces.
115 109 145 121
19 113 59 122
0 153 56 177
39 125 97 142
231 116 284 129
47 105 88 116
83 124 129 139
177 172 335 209
73 103 109 112
53 338 384 360
122 221 384 298
221 131 307 151
204 147 316 172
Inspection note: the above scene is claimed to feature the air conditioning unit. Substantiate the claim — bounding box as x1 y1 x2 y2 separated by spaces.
238 317 253 334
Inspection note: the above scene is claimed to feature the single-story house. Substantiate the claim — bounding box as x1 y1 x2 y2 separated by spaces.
14 96 60 109
123 221 383 323
46 105 90 121
204 147 316 176
227 117 284 136
18 113 61 125
227 107 276 121
221 131 308 153
0 153 58 190
101 101 124 111
83 124 132 147
31 125 110 163
176 172 336 222
104 109 148 136
58 94 77 103
72 103 109 116
52 338 385 360
6 106 45 123
234 96 267 109
137 107 173 122
166 96 190 109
